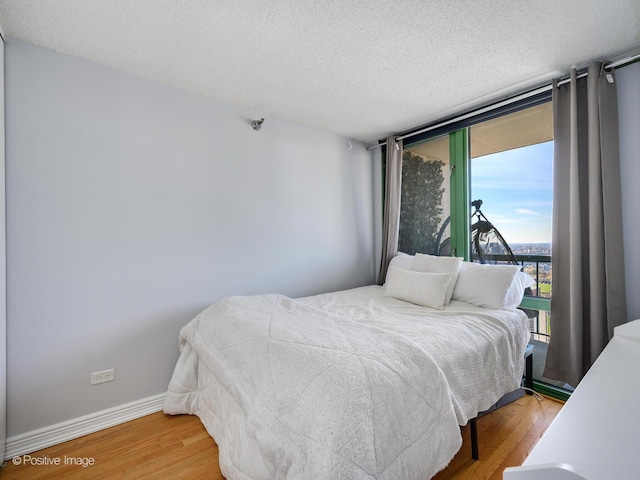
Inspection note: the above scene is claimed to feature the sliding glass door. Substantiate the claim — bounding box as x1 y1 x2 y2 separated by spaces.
398 130 468 259
468 103 569 393
398 135 451 256
396 98 569 396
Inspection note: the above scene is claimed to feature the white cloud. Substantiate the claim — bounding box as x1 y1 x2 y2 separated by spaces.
516 208 542 216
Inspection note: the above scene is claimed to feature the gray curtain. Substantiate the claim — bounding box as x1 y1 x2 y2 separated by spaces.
544 63 627 387
378 137 403 284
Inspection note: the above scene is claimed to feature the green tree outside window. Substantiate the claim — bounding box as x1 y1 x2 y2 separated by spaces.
398 151 445 255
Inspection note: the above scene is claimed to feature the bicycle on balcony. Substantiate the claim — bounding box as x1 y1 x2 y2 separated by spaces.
435 199 519 265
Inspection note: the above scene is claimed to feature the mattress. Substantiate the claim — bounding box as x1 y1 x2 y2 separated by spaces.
164 285 530 480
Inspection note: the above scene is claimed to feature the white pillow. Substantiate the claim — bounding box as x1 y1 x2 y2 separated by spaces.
384 253 414 284
504 271 536 310
384 267 452 310
411 253 463 305
452 262 520 310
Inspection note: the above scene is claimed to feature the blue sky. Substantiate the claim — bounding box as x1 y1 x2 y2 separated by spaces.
470 141 553 244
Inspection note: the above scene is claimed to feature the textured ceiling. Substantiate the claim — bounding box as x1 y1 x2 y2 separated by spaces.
0 0 638 142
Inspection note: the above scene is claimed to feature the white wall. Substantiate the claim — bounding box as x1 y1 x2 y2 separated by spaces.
617 61 640 322
4 40 376 436
0 33 7 461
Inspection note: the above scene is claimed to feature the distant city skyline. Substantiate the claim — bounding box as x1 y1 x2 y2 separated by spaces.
471 141 553 244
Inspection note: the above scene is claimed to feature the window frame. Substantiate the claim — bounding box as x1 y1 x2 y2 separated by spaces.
398 93 552 312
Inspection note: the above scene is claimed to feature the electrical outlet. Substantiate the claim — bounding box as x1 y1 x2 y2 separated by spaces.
91 368 115 385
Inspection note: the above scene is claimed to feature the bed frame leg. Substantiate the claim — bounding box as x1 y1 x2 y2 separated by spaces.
525 349 534 394
469 347 533 461
470 417 479 460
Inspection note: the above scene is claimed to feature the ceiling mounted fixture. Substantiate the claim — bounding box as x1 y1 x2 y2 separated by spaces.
251 118 264 131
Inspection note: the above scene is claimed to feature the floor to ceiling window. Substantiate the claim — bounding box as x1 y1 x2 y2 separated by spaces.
469 102 569 394
399 135 450 256
397 95 570 397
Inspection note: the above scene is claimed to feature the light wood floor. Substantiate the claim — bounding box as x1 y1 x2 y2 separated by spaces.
1 394 562 479
433 394 562 480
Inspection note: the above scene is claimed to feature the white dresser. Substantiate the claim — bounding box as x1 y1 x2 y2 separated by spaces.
503 319 640 480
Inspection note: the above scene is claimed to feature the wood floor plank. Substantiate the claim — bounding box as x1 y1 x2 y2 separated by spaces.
1 394 562 479
433 394 563 480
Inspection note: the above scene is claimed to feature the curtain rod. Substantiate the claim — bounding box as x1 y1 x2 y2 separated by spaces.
370 84 551 149
368 51 640 150
607 51 640 69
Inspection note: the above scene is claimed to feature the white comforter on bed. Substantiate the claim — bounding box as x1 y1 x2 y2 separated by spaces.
164 286 530 480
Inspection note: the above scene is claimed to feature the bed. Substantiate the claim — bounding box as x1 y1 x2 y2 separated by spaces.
164 254 532 480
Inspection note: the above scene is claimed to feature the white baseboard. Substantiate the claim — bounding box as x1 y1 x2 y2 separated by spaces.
4 392 166 461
